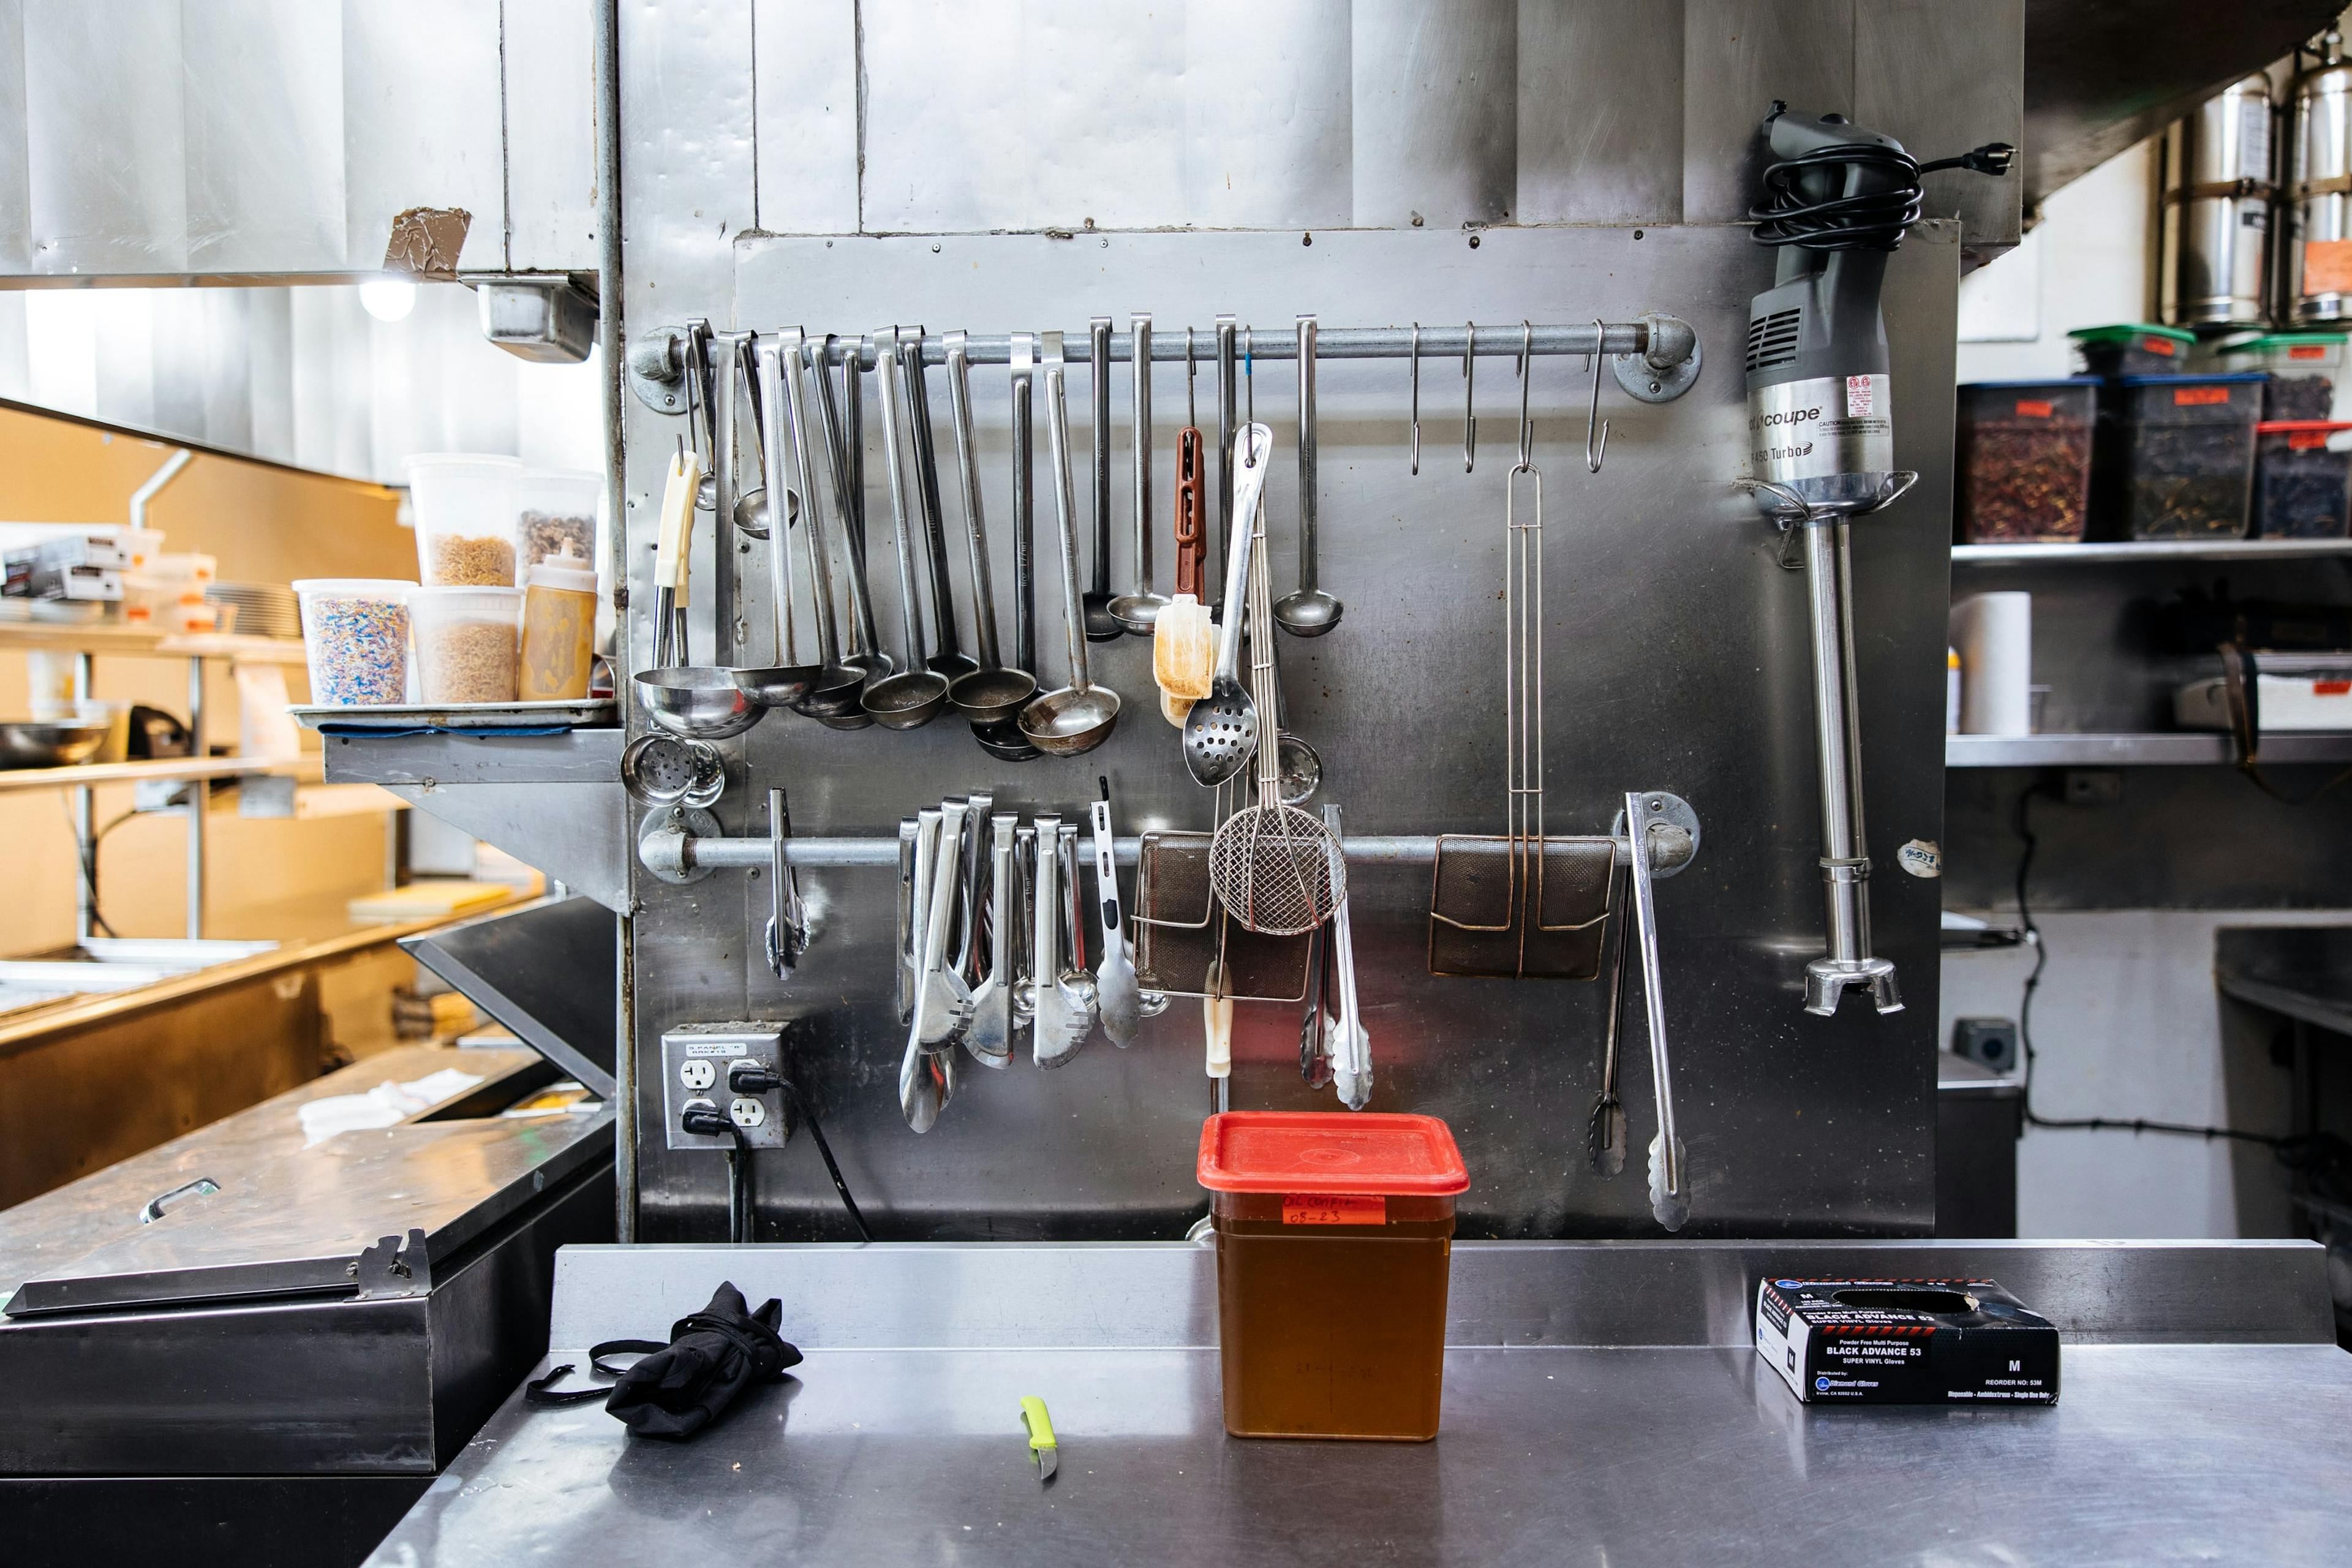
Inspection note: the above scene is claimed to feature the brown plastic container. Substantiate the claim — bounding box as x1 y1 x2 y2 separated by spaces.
1198 1111 1469 1441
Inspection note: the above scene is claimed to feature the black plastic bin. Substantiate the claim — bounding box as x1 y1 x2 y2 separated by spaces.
2253 421 2352 538
2092 374 2264 540
1956 379 2100 543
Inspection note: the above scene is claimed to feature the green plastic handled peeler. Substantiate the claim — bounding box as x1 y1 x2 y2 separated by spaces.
1019 1395 1058 1482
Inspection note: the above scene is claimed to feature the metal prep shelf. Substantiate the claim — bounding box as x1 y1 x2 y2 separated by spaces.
1946 731 2352 767
0 753 316 794
1952 539 2352 566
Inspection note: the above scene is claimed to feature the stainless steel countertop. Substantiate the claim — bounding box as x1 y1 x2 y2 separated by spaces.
368 1240 2352 1564
372 1341 2352 1565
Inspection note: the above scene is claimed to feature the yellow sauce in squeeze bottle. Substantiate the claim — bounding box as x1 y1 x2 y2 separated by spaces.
519 552 598 701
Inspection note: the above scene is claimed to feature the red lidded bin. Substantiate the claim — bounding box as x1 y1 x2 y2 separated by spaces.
1197 1111 1469 1441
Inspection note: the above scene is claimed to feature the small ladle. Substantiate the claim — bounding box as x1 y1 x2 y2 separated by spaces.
942 330 1038 726
769 327 866 718
1080 316 1121 641
862 334 951 730
1273 313 1343 638
972 334 1044 763
1020 332 1121 758
636 445 763 740
1182 424 1274 785
900 326 982 682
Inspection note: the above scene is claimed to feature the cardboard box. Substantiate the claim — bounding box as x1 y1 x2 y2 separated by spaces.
1755 1277 2060 1405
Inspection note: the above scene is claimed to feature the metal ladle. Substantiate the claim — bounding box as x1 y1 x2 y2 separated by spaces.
1108 312 1168 634
1182 424 1275 786
861 335 951 730
729 331 819 708
1080 316 1120 641
943 330 1037 726
1020 331 1120 757
1273 313 1341 637
973 333 1043 762
901 326 981 681
811 334 894 686
770 327 865 717
635 445 764 739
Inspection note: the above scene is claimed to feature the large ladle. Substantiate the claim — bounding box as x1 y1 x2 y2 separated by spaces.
1020 331 1121 758
862 334 951 730
1273 313 1343 637
1182 424 1275 785
973 333 1042 762
942 330 1038 726
769 327 866 718
635 439 764 740
726 331 820 709
900 326 981 681
811 334 894 686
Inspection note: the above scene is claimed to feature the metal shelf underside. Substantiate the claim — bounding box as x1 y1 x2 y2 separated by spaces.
1953 539 2352 566
1946 732 2352 767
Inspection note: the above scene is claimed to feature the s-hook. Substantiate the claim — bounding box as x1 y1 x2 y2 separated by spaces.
1243 326 1254 427
1463 321 1477 473
1515 321 1535 470
1585 317 1611 473
1409 322 1422 475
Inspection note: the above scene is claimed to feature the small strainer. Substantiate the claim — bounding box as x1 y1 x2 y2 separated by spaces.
1208 483 1343 936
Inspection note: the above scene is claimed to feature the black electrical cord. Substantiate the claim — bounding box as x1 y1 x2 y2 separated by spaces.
58 800 143 940
2010 783 2301 1152
732 1063 872 1242
680 1105 752 1242
1747 109 2013 254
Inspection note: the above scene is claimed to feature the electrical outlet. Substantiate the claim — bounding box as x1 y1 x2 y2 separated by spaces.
662 1023 788 1150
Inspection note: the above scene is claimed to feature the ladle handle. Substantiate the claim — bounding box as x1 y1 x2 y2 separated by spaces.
754 333 802 667
1011 336 1037 674
1214 315 1237 609
1042 334 1091 693
902 326 963 663
813 336 882 661
1213 426 1273 684
1130 312 1153 601
1088 317 1112 598
712 330 752 662
873 336 931 669
1295 314 1319 595
945 333 1005 671
780 332 845 663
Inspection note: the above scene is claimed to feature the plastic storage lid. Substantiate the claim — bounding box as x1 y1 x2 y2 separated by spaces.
410 584 523 615
2114 372 2266 385
1197 1111 1469 1195
292 578 412 599
526 552 598 593
1958 377 2102 390
2225 332 2350 353
2068 323 2195 346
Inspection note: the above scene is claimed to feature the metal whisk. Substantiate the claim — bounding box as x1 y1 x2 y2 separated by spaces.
1208 461 1343 936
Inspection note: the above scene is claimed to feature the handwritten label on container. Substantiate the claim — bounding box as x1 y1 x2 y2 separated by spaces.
2173 386 2231 407
1283 1194 1387 1226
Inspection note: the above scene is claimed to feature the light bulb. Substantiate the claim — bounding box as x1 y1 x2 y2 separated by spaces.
360 277 417 323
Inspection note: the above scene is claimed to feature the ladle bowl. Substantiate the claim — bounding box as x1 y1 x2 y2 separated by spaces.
792 662 869 718
926 650 982 680
636 666 764 739
1019 684 1120 757
734 484 791 540
1273 587 1343 637
949 666 1039 725
862 668 951 731
1109 589 1169 635
1081 590 1121 642
971 715 1040 760
731 660 819 709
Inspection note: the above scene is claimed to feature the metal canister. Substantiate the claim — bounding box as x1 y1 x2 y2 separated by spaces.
2160 72 2275 328
2286 35 2352 323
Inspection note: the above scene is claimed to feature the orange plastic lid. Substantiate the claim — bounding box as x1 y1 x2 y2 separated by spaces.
1196 1112 1469 1195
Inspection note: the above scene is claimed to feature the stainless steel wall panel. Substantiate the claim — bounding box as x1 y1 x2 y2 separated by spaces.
1855 0 2024 262
149 288 208 440
92 291 159 433
1515 0 1683 225
676 222 1951 1242
197 288 255 452
1349 0 1515 229
181 1 347 275
246 286 296 465
0 2 31 274
23 0 189 275
503 0 601 271
341 0 506 274
1179 0 1353 230
1681 0 1853 225
750 0 860 235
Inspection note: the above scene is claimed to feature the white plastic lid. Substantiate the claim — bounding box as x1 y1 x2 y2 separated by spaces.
404 453 524 478
527 552 598 594
292 578 413 601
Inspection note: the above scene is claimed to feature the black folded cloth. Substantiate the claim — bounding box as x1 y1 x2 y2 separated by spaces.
526 1281 802 1440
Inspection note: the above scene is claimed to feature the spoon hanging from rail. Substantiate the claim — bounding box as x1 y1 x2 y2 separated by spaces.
943 330 1039 731
861 334 951 729
1019 331 1121 758
974 334 1043 761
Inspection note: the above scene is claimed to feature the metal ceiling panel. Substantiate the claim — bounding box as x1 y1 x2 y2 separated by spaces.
750 0 860 235
1350 0 1517 229
341 0 505 274
1515 0 1684 225
0 3 31 274
183 1 347 274
504 0 601 271
24 0 189 275
1179 0 1353 230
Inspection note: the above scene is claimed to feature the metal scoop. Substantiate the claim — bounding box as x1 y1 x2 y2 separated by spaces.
1182 424 1273 785
1020 332 1120 758
862 334 951 730
943 331 1038 725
